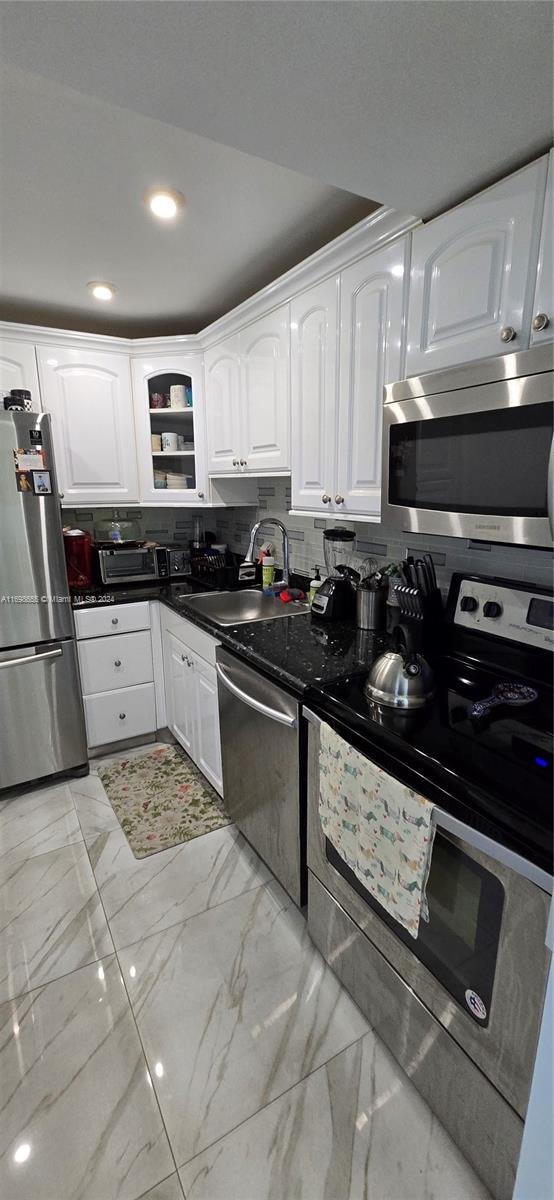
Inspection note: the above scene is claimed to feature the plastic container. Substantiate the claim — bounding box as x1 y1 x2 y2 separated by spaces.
309 568 323 606
262 556 275 587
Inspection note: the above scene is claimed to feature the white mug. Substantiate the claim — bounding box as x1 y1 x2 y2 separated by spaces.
170 384 186 410
161 431 179 452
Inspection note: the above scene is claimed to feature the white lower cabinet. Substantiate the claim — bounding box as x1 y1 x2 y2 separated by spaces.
84 684 156 749
75 601 157 749
161 609 223 796
193 654 223 794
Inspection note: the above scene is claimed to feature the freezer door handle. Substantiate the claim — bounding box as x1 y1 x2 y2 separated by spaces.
216 661 297 728
0 647 63 670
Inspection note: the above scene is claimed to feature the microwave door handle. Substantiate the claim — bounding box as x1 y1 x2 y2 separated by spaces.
216 662 297 728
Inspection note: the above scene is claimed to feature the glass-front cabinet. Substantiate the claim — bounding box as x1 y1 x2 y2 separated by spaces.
131 354 207 504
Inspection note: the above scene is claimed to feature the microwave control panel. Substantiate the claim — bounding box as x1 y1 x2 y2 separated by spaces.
455 579 554 651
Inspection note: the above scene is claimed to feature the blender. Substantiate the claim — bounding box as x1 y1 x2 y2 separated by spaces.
311 528 358 620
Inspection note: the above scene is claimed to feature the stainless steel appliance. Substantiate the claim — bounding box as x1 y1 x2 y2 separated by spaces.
304 572 553 1200
364 623 434 707
216 646 304 905
155 545 191 579
382 344 554 547
0 411 88 789
96 544 159 585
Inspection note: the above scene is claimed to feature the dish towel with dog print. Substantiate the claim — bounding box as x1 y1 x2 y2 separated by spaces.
318 721 435 938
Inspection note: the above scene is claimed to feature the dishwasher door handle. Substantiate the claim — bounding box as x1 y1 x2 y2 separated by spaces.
0 647 63 670
216 662 298 728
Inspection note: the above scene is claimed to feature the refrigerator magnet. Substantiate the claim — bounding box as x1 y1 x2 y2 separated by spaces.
13 447 44 471
16 470 33 492
32 470 52 495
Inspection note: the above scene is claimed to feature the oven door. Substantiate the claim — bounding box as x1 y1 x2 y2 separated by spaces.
98 548 158 583
306 713 551 1117
382 362 554 547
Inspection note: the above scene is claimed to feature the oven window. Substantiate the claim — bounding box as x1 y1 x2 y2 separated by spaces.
326 832 504 1026
389 403 552 516
105 552 153 576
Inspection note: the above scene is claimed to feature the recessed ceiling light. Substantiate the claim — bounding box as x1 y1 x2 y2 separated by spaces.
146 188 185 221
87 281 116 302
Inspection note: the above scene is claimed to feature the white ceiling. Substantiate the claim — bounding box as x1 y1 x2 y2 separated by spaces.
0 66 377 335
1 1 552 335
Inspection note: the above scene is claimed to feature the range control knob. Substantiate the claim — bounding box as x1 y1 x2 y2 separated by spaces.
483 601 503 619
460 596 478 613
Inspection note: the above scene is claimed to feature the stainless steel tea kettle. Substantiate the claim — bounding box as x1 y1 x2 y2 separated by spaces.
364 623 434 709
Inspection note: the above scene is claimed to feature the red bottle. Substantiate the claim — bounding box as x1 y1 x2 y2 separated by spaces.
63 529 93 588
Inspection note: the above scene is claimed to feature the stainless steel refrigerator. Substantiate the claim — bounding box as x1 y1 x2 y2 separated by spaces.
0 410 88 789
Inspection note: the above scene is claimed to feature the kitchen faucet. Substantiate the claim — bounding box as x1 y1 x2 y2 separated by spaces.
239 517 290 586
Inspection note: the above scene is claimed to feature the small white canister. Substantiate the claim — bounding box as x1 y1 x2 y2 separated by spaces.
161 431 179 452
169 384 186 410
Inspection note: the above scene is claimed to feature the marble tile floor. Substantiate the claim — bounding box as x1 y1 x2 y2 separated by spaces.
0 752 491 1200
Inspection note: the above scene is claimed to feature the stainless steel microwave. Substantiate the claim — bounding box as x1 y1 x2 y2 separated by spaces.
382 344 554 547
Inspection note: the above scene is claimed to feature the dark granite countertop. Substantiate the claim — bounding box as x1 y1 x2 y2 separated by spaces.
71 579 388 695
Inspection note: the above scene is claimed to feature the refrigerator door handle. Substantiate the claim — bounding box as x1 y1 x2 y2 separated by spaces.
0 647 63 670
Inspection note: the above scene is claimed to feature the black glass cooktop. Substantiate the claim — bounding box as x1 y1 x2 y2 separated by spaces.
309 653 553 875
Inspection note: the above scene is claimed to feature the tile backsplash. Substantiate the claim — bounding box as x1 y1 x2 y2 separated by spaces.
65 482 553 593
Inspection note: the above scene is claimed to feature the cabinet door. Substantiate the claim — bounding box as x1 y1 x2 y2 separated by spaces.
204 337 241 473
239 306 290 472
0 339 41 410
131 354 207 504
531 151 553 345
163 631 195 757
337 239 408 518
37 347 139 504
406 159 548 374
192 655 223 796
290 277 338 512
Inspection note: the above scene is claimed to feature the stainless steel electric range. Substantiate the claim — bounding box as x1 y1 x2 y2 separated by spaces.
304 571 553 1200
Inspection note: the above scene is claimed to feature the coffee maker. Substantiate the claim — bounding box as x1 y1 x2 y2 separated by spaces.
311 528 357 620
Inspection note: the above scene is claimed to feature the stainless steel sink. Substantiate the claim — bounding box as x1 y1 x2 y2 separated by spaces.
180 588 310 626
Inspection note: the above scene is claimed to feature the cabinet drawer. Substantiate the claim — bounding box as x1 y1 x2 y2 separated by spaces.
84 682 156 748
78 630 153 696
74 601 151 640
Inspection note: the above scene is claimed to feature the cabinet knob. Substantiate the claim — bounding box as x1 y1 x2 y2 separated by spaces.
321 494 331 504
114 659 122 667
118 712 126 720
111 618 118 625
500 326 516 343
181 653 187 662
240 459 247 466
198 491 205 499
232 459 238 466
532 312 550 332
334 494 344 504
59 492 64 500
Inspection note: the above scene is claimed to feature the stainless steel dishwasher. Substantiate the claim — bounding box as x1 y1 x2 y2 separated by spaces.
216 646 305 906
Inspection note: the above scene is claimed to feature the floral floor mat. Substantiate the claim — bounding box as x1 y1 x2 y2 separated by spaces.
97 743 231 858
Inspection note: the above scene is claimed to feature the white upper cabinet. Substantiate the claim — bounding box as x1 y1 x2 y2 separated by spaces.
239 307 290 472
336 240 408 518
531 151 553 345
406 158 548 374
291 276 338 512
131 354 207 504
0 339 41 411
37 347 139 505
204 336 241 473
205 305 290 475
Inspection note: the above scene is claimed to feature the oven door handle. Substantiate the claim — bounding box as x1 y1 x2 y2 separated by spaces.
216 662 298 728
303 707 553 894
548 433 554 540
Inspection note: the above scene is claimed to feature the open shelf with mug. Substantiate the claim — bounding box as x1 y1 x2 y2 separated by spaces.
132 356 207 503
